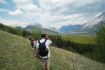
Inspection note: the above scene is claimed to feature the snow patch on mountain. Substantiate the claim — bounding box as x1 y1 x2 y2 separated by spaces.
81 12 105 29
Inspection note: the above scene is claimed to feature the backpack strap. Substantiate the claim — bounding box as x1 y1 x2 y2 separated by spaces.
44 39 47 43
38 39 47 44
38 40 41 44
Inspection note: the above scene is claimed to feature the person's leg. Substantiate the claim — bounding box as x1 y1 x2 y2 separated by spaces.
40 58 50 70
46 58 50 70
42 64 45 70
40 59 46 70
41 58 49 70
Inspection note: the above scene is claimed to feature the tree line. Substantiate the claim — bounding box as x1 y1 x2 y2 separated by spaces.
0 23 43 39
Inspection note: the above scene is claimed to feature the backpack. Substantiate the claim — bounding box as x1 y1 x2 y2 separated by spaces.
38 39 48 57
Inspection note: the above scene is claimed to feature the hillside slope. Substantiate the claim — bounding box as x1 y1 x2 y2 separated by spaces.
0 30 105 70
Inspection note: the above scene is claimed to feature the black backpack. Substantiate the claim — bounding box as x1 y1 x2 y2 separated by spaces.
38 39 48 57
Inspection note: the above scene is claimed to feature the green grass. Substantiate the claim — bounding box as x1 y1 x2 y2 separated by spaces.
62 35 95 44
0 30 41 70
0 30 105 70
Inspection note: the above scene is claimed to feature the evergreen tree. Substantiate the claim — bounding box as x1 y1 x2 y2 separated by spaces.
95 22 105 62
96 24 105 47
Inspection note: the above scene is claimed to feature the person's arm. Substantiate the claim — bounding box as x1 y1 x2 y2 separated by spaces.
35 41 39 57
35 48 39 57
33 47 36 53
45 39 52 49
48 39 52 45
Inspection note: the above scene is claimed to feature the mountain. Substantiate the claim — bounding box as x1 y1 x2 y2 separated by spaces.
80 12 105 33
15 26 24 29
25 24 60 35
59 12 105 35
41 28 60 35
25 23 42 30
0 30 105 70
59 25 82 33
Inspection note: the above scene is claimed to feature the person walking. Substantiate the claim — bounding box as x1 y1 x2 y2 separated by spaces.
35 34 52 70
29 37 36 48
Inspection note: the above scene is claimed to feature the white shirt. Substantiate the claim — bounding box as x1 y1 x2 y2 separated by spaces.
33 40 37 47
36 38 52 58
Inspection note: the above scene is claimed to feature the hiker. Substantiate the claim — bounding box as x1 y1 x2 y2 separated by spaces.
29 37 36 48
35 34 52 70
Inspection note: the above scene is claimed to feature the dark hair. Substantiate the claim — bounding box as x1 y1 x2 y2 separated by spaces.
41 34 46 38
29 37 34 41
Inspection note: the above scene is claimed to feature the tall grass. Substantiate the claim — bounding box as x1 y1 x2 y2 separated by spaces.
0 30 105 70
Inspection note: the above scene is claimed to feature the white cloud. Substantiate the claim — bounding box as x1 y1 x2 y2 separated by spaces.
13 0 42 19
8 0 100 29
76 0 98 5
9 9 24 16
36 13 87 29
13 0 40 12
0 0 6 4
0 17 30 27
0 8 9 12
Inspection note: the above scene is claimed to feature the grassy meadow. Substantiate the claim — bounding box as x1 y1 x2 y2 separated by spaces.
0 30 105 70
61 34 105 64
62 35 95 44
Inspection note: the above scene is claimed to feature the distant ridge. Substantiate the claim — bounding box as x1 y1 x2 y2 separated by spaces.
25 24 60 35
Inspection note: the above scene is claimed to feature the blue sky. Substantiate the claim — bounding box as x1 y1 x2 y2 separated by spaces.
0 0 105 29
